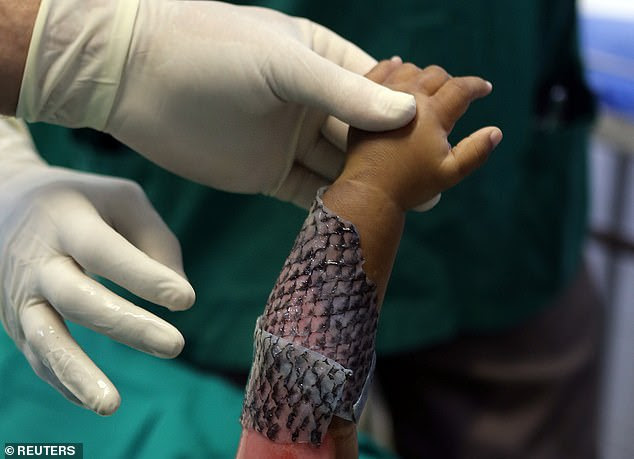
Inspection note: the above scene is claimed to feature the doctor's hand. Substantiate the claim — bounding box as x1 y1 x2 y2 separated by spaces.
0 119 194 415
16 0 417 208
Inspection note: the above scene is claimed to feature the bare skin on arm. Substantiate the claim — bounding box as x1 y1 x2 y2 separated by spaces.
0 0 40 115
237 60 502 458
326 61 502 302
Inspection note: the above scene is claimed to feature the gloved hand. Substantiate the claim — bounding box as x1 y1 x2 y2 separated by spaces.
17 0 419 208
0 117 195 415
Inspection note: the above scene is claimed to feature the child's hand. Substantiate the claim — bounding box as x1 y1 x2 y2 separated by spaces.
237 61 502 458
341 60 503 211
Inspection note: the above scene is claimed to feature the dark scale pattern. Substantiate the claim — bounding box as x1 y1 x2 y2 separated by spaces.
240 324 351 445
240 190 379 445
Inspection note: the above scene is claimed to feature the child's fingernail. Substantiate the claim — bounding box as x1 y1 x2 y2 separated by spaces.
390 55 403 63
485 80 493 91
490 128 503 148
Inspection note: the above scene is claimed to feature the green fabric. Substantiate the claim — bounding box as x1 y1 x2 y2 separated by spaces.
0 325 393 458
27 0 595 366
0 323 244 458
233 0 596 352
7 0 594 454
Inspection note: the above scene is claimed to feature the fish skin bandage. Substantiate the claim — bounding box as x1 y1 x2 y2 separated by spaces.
240 189 378 445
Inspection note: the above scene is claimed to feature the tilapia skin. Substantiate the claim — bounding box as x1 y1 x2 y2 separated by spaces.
240 189 378 445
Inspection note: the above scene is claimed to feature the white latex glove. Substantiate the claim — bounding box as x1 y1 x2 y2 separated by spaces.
16 0 422 208
0 117 195 415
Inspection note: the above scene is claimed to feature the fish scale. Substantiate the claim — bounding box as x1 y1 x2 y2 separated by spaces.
241 190 379 445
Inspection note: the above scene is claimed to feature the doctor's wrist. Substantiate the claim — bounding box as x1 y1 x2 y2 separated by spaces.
0 0 41 115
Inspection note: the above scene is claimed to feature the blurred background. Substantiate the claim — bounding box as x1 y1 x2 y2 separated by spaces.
578 1 634 458
0 1 632 458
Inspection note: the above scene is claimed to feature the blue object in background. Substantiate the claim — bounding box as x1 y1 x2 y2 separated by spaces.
579 13 634 119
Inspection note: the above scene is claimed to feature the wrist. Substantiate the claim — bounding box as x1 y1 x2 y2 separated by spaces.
0 0 41 115
323 177 406 221
16 0 140 129
322 178 405 303
326 417 358 459
325 176 407 228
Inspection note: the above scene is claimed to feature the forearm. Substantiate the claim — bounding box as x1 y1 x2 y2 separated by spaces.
313 174 406 457
322 179 405 304
238 179 405 458
0 0 40 115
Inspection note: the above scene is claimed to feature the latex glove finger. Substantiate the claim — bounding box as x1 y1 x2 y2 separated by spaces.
23 344 86 407
443 127 503 187
38 257 184 358
58 206 194 312
432 77 493 132
266 40 416 132
307 20 379 75
296 136 346 185
321 58 407 151
104 184 191 280
272 163 330 209
245 10 378 77
412 194 442 212
305 28 411 141
321 116 350 153
21 302 120 415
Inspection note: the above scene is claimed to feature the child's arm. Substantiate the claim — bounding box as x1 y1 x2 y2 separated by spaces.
326 60 502 303
237 60 502 459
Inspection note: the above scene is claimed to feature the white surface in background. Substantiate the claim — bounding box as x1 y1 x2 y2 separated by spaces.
604 259 634 459
579 0 634 19
587 137 634 459
590 137 634 239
